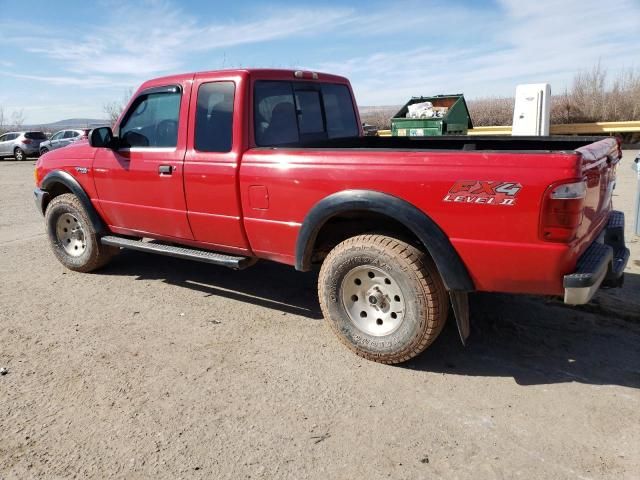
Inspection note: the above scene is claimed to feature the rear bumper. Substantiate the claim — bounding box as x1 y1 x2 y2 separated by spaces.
563 211 629 305
21 144 41 155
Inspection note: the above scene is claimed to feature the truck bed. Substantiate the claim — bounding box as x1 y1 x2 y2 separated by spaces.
279 135 609 153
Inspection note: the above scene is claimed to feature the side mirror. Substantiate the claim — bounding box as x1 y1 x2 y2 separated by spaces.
89 127 116 148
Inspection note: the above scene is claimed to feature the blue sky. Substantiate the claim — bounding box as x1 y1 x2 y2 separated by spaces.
1 0 639 124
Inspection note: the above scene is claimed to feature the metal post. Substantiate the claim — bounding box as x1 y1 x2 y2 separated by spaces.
635 155 640 236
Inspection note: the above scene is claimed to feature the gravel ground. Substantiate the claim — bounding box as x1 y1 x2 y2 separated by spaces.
1 153 639 479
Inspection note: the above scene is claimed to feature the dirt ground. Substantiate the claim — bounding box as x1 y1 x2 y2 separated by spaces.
1 152 639 479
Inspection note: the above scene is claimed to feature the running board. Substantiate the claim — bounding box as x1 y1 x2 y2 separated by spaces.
100 236 255 270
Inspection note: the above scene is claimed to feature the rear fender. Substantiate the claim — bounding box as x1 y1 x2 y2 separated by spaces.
296 190 474 344
295 190 474 292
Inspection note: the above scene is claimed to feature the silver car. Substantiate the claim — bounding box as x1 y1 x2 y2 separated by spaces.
39 129 90 155
0 131 47 160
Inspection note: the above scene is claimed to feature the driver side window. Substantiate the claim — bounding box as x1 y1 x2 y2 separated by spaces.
119 89 181 148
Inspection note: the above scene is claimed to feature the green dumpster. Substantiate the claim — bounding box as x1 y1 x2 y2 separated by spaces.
391 94 473 136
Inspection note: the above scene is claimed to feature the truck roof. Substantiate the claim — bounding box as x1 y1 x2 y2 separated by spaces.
139 68 351 91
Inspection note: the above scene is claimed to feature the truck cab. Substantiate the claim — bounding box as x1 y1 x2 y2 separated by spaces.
74 70 360 254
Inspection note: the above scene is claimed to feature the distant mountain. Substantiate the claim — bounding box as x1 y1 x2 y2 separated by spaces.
23 118 110 131
45 118 108 127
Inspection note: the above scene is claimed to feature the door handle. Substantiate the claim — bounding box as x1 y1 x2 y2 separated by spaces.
158 165 173 175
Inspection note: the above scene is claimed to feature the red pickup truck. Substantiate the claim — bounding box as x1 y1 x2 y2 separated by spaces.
34 69 629 364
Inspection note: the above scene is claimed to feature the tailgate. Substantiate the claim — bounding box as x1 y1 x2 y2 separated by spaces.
574 138 621 242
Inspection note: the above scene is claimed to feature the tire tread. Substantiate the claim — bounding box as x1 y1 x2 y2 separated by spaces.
318 234 448 364
45 193 116 272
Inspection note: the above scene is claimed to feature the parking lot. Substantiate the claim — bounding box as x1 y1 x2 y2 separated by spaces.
1 154 639 478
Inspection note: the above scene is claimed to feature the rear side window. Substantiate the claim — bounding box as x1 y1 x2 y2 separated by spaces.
120 88 181 148
194 82 235 152
25 132 47 140
254 81 358 146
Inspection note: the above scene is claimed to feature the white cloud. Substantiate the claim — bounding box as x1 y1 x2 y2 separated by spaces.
314 0 640 105
1 72 133 89
7 2 355 82
2 0 639 122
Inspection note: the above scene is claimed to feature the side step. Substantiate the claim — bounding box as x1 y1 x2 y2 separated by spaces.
100 236 255 270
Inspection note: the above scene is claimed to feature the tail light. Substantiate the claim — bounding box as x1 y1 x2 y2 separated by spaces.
22 139 33 144
540 179 587 242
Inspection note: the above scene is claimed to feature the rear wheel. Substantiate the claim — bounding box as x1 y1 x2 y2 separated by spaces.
45 193 117 272
318 234 448 364
14 148 25 161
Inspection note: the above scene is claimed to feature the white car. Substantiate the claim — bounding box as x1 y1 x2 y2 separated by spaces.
39 129 90 155
0 131 47 160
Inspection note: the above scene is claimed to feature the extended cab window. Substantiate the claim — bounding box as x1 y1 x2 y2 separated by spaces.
254 81 358 146
119 88 181 148
195 82 235 152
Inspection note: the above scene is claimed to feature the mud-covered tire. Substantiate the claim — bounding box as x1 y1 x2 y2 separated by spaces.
318 234 448 364
44 193 117 272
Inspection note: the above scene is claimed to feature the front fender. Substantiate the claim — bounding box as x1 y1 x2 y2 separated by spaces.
39 170 106 234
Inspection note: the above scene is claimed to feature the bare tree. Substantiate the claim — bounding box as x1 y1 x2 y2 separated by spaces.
0 106 5 134
359 106 397 130
10 109 25 129
467 65 640 127
467 97 515 126
103 88 134 126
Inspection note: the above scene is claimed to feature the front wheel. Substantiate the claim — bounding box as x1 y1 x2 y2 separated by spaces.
318 234 448 364
14 148 26 161
45 193 117 272
40 148 49 156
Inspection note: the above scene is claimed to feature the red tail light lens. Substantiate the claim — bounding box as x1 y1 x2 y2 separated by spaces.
540 180 587 242
22 139 33 144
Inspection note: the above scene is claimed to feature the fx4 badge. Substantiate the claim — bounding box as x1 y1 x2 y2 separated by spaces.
443 180 522 206
75 167 89 174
